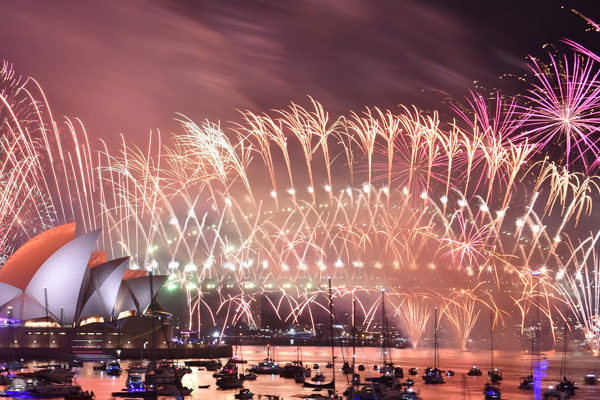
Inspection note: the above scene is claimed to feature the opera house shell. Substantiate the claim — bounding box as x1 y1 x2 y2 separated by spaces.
0 223 166 326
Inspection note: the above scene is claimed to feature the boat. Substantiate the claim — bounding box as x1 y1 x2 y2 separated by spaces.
311 371 326 381
280 346 309 378
325 363 333 368
583 374 597 384
446 369 455 377
556 376 577 396
281 362 310 379
198 384 210 389
358 364 366 372
408 367 417 376
313 363 320 369
126 363 148 374
249 345 281 374
33 364 76 380
69 360 83 368
422 307 444 384
92 362 106 371
341 361 352 374
487 310 503 383
242 372 257 380
350 383 406 400
488 368 503 382
185 359 222 370
542 386 569 400
555 323 577 396
518 375 534 390
2 376 84 397
125 374 146 392
216 363 244 389
483 382 501 399
235 388 254 399
467 366 482 376
302 380 335 390
400 387 422 400
294 370 306 383
107 361 123 376
33 367 76 382
216 374 244 389
65 391 95 400
111 390 158 398
156 386 193 396
422 367 445 385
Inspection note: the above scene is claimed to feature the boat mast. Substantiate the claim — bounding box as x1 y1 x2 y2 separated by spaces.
380 290 388 365
328 277 336 393
490 308 494 372
149 271 157 368
560 321 568 378
351 297 356 399
352 298 356 373
434 306 438 370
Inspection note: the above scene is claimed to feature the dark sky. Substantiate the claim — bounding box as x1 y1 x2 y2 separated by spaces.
1 0 598 144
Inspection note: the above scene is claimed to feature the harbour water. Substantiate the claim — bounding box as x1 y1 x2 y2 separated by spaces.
7 345 600 399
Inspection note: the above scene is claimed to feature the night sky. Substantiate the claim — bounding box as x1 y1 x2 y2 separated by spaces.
1 0 598 144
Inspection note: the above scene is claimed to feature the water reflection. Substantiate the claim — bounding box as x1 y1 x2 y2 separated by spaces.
12 346 600 399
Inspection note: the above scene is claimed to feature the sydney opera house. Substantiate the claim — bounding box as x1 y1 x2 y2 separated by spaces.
0 223 231 359
0 223 164 326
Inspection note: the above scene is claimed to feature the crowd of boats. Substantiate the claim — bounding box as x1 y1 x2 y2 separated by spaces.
0 361 94 399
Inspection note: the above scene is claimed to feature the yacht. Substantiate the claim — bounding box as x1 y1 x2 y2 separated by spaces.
488 368 503 382
311 370 326 382
126 363 148 374
156 386 193 396
93 362 107 371
583 374 597 384
542 386 569 400
349 383 406 400
341 361 352 374
483 383 501 399
556 376 577 396
250 345 281 374
107 361 123 376
518 375 534 390
422 367 445 384
125 374 146 392
216 364 244 389
216 374 244 389
2 376 83 397
280 361 308 378
467 366 482 376
422 308 444 384
235 388 255 399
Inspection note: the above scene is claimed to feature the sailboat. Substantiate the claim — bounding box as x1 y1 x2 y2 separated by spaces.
229 325 248 364
366 291 402 388
422 307 444 384
484 310 501 399
555 322 577 396
487 310 502 383
281 345 309 379
303 278 336 395
518 326 535 390
343 299 359 398
250 345 281 374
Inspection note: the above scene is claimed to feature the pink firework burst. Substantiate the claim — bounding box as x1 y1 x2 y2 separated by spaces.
520 52 600 171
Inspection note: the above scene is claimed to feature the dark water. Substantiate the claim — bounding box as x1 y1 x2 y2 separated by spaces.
7 346 600 399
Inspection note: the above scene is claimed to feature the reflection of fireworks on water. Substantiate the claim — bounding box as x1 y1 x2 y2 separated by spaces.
3 32 600 352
